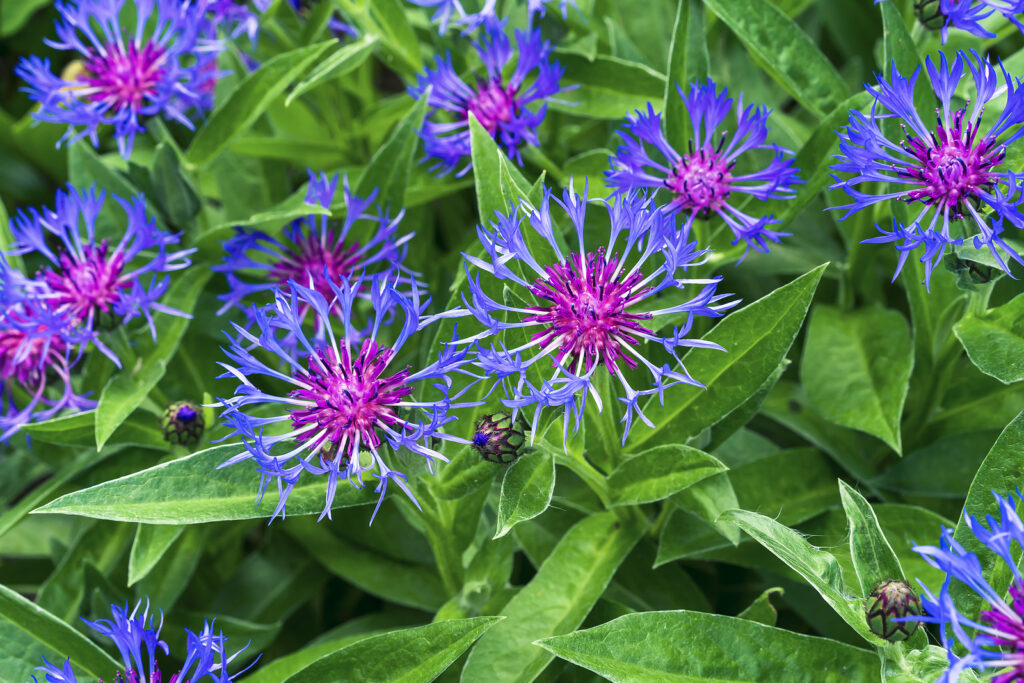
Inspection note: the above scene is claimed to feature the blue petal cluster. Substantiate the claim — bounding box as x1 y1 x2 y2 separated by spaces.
408 0 574 33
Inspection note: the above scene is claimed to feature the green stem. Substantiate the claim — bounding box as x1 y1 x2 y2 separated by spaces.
556 451 612 509
966 280 994 316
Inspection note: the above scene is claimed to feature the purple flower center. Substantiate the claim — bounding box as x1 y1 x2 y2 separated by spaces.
289 339 413 461
42 241 128 323
0 327 66 389
666 146 734 215
466 80 517 134
526 249 654 374
82 42 167 111
269 231 362 300
901 109 1003 216
980 580 1024 680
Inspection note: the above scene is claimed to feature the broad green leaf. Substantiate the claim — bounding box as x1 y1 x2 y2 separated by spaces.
136 525 207 608
664 0 708 150
282 617 499 683
670 472 742 546
0 583 121 683
494 449 556 539
151 142 200 227
186 41 334 167
955 293 1024 384
37 521 133 620
801 305 913 453
367 0 423 71
21 410 165 450
0 0 52 37
537 611 879 683
432 445 501 501
837 480 905 596
723 508 879 644
703 0 848 117
462 512 644 683
355 92 429 209
128 523 185 586
196 186 328 248
33 443 376 523
552 52 665 119
729 447 839 527
629 264 826 452
95 271 209 450
737 587 783 626
607 444 726 507
285 35 379 106
469 114 532 226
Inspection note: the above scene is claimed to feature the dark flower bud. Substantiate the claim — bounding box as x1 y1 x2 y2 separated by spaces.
471 412 527 465
865 580 922 641
161 400 205 447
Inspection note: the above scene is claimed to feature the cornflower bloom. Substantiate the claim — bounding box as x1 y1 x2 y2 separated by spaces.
216 277 477 523
32 599 252 683
215 171 417 330
459 184 736 444
408 0 574 33
831 50 1024 286
409 20 567 175
5 184 195 366
607 79 802 257
16 0 223 158
207 0 273 43
908 491 1024 682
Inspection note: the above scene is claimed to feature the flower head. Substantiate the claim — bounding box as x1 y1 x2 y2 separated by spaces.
608 79 802 257
409 20 567 175
32 598 252 683
831 50 1024 286
407 0 574 33
6 184 195 367
865 579 922 641
460 184 736 445
16 0 223 158
472 412 527 464
162 400 205 447
909 491 1024 682
216 276 477 523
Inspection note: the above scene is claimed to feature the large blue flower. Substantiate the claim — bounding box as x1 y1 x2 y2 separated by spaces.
16 0 224 158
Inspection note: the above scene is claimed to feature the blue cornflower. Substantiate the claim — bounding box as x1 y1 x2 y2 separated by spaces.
874 1 994 42
16 0 224 158
607 79 802 257
214 171 418 328
409 20 567 175
908 491 1024 682
32 599 252 683
215 276 477 523
4 185 195 367
207 0 273 43
831 50 1024 286
408 0 574 33
458 183 736 445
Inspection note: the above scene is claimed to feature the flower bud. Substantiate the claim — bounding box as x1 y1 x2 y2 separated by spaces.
471 412 527 465
865 580 922 641
161 400 205 447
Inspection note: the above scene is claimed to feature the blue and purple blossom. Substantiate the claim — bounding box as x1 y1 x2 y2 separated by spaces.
607 80 802 257
215 277 477 523
458 184 736 444
831 50 1024 286
409 20 567 175
32 599 251 683
408 0 574 33
909 491 1024 682
207 0 273 43
16 0 224 158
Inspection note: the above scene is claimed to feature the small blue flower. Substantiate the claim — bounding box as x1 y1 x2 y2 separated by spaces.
31 598 252 682
458 183 736 446
409 20 567 175
909 491 1024 683
607 79 801 257
215 276 478 523
206 0 273 43
408 0 574 34
831 50 1024 286
16 0 224 158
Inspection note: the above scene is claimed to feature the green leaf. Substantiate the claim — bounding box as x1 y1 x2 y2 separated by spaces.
282 617 499 683
285 35 379 106
355 92 429 209
722 508 879 644
469 114 532 226
21 410 165 450
607 444 726 507
136 525 207 608
837 481 905 595
462 512 644 683
552 52 666 119
128 523 184 586
37 521 133 620
537 610 880 683
703 0 848 117
196 186 328 248
737 587 784 626
664 0 708 150
955 293 1024 384
801 305 913 453
729 448 839 527
0 583 121 683
94 271 209 450
367 0 423 72
186 41 335 167
494 449 556 539
880 0 933 115
629 264 826 452
33 443 376 524
0 0 52 37
151 143 200 227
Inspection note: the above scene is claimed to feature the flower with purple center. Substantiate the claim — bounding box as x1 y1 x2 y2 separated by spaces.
32 598 252 683
458 184 736 444
831 50 1024 286
216 276 477 523
16 0 223 158
907 490 1024 682
409 20 567 175
874 0 995 42
607 79 802 257
407 0 575 33
5 184 195 367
